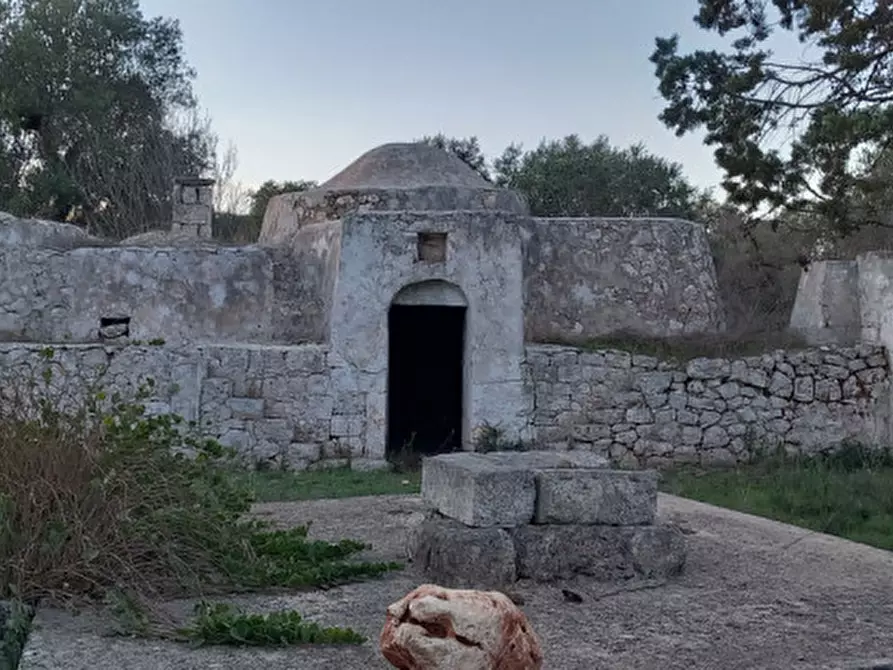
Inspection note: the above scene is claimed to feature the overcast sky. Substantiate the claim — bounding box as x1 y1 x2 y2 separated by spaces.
137 0 783 195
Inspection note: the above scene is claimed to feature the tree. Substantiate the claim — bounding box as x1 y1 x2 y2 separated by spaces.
212 140 251 215
213 179 317 244
417 134 491 181
651 0 893 234
492 134 707 218
0 0 215 237
248 179 317 225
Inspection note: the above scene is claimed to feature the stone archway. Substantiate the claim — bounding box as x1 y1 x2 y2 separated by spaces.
387 280 468 458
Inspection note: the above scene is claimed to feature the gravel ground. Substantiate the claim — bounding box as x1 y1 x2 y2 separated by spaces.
19 493 893 670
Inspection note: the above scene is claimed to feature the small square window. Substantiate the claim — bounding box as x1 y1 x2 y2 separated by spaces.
417 232 447 263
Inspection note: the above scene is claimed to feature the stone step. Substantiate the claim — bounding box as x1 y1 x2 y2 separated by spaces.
409 513 686 589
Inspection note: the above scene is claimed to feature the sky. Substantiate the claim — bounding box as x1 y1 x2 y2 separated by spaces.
136 0 760 196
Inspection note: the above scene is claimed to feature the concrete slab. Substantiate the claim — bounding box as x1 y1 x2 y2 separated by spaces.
18 493 893 670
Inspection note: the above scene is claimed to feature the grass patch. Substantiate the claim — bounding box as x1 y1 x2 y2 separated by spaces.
239 426 535 504
546 329 810 362
240 468 421 503
0 350 399 647
661 444 893 551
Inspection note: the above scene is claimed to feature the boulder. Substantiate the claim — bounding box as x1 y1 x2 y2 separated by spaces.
380 584 543 670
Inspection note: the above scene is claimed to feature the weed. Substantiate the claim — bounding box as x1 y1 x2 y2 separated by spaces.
389 436 421 474
472 423 529 453
181 602 364 646
233 527 401 589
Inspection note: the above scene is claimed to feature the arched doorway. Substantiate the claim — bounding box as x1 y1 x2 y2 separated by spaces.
387 280 467 459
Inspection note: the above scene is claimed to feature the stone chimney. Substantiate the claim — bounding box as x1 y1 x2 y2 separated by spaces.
172 177 215 238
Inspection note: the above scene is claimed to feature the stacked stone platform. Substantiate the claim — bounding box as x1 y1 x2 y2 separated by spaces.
410 451 686 589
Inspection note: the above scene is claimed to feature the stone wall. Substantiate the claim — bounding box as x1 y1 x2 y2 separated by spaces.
266 221 341 344
789 260 861 346
3 340 889 472
0 244 276 344
0 342 381 471
522 218 725 341
789 252 893 352
0 212 342 346
856 252 893 350
329 210 530 453
526 344 891 466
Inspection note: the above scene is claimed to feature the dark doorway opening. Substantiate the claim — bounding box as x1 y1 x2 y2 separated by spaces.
387 304 465 459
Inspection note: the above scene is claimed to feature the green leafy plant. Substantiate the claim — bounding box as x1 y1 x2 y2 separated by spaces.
230 527 401 589
181 602 364 646
0 355 401 641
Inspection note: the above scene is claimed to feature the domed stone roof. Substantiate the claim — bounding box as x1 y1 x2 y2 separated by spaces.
259 142 529 244
321 142 491 190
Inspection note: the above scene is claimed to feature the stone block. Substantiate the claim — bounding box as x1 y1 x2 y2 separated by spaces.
228 397 264 419
421 450 608 527
421 453 537 527
512 524 686 582
409 514 516 589
534 469 658 525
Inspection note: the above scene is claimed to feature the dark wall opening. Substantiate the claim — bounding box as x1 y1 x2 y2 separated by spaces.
387 304 465 458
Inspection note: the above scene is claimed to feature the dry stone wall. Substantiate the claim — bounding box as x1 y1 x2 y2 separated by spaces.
2 340 890 472
0 342 378 471
526 344 891 466
522 218 725 341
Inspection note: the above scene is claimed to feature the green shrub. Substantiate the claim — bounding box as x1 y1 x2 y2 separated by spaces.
0 353 400 638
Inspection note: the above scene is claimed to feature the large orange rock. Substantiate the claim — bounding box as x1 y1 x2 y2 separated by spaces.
380 583 543 670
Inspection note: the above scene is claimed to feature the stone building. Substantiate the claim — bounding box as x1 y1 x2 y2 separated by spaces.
6 143 881 470
255 143 725 457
